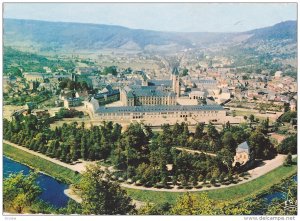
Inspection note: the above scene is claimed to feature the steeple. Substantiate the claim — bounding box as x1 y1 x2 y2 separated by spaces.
172 66 179 76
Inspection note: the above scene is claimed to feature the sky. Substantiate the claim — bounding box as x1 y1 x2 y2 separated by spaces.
3 2 297 32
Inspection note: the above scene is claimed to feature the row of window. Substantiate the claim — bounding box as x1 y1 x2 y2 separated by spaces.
99 112 220 118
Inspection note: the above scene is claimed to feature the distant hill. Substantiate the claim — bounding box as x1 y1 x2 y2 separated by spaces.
246 21 297 42
3 18 297 52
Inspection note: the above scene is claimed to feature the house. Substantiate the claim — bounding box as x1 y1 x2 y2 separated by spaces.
274 71 282 79
93 85 120 105
64 97 82 108
189 90 207 100
234 141 254 167
290 99 297 112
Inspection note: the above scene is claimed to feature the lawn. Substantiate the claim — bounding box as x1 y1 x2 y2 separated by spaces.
125 162 297 205
3 143 81 184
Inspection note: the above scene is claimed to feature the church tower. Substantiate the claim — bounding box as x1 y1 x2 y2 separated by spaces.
172 67 180 97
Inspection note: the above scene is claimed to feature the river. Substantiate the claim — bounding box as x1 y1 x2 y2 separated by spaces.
3 156 69 208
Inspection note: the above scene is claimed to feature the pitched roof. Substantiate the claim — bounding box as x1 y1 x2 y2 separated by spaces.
236 141 250 154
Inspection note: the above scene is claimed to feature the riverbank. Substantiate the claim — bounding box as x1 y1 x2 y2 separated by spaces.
4 140 95 173
4 156 70 209
3 143 80 184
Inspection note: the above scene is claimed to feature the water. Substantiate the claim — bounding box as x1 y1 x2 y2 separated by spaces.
263 175 297 203
3 156 69 208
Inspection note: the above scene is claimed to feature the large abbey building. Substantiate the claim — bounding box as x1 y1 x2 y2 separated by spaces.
85 69 244 126
120 85 176 106
86 98 231 126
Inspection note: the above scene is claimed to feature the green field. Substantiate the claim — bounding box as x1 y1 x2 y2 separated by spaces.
3 143 80 184
4 143 297 205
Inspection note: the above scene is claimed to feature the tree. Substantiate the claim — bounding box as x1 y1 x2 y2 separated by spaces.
102 66 118 76
79 164 134 215
59 200 82 215
207 123 221 152
284 153 293 166
171 192 252 215
249 114 255 123
259 118 269 135
277 134 297 154
217 148 235 173
222 131 237 152
280 111 297 123
194 123 205 140
137 202 171 215
178 123 189 146
3 172 41 213
170 192 216 215
249 131 276 160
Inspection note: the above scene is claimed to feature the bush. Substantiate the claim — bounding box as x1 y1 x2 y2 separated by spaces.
135 180 143 186
278 135 297 154
144 182 153 188
183 185 192 189
154 183 164 189
210 178 216 185
284 153 293 166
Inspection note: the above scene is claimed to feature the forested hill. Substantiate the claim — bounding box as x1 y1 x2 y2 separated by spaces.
3 18 297 52
3 47 75 75
246 21 297 42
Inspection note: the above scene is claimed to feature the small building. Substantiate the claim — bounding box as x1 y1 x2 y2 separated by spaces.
234 141 254 166
189 91 206 100
290 99 297 112
64 97 82 108
274 71 282 79
93 86 120 106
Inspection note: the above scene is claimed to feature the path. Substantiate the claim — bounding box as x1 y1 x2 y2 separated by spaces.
3 140 96 173
175 147 217 157
4 140 291 193
64 188 146 209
